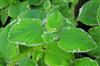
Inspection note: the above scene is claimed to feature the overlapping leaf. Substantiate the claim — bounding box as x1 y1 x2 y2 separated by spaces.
45 42 74 66
58 27 97 53
0 24 18 61
88 26 100 59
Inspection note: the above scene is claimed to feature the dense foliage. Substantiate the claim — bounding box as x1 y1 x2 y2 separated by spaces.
0 0 100 66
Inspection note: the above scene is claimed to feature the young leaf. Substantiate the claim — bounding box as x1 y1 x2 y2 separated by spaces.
71 57 98 66
8 18 44 47
46 11 64 32
45 42 74 66
78 1 100 26
58 27 97 53
88 26 100 59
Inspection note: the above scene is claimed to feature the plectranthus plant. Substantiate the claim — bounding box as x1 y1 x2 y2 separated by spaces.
0 0 100 66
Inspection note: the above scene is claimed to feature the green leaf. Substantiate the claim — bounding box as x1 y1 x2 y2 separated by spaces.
46 11 64 32
19 57 37 66
0 0 8 9
45 42 74 66
97 5 100 23
58 27 97 53
0 24 18 61
42 31 58 43
71 57 98 66
8 18 44 47
78 1 100 26
0 8 8 25
88 26 100 59
28 0 45 6
8 1 28 18
18 8 46 20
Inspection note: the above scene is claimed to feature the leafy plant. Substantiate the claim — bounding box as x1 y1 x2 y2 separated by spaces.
0 0 100 66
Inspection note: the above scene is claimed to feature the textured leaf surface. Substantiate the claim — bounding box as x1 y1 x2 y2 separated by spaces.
72 57 98 66
78 1 100 25
45 42 74 66
58 27 96 53
88 26 100 58
8 19 44 46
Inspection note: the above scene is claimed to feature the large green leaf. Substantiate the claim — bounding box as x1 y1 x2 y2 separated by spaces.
8 18 44 47
71 57 98 66
78 1 100 26
88 26 100 59
8 1 28 18
58 27 97 53
0 24 18 61
97 6 100 23
46 11 64 32
45 42 74 66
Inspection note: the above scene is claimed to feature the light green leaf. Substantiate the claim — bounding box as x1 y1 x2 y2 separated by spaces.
45 42 74 66
46 11 64 32
78 1 100 26
0 24 18 61
19 57 37 66
71 57 98 66
88 26 100 59
97 5 100 23
8 18 44 47
58 27 97 53
8 1 28 18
